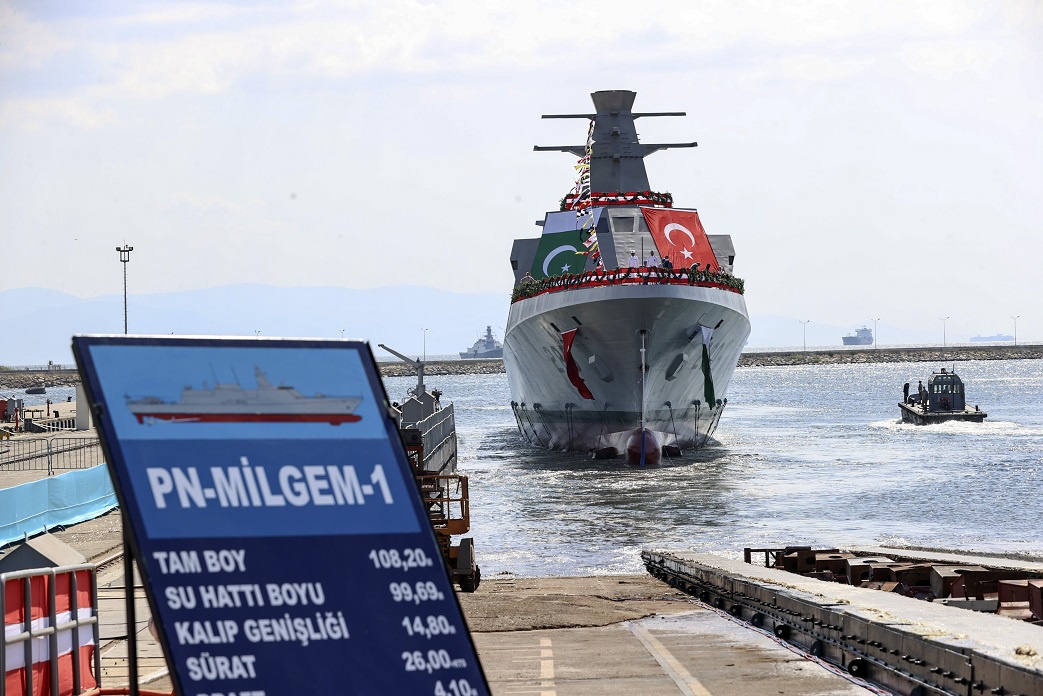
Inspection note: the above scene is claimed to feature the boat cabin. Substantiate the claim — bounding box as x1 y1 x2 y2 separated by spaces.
927 369 965 411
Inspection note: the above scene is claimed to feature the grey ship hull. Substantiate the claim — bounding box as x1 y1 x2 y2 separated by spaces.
504 284 750 454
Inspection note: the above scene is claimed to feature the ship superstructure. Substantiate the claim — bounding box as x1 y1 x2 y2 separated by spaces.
504 90 751 465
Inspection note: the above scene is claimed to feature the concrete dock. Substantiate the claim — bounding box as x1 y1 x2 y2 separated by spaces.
2 509 878 695
644 550 1043 696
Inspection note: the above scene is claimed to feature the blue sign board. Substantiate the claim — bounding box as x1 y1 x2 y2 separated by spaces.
74 336 488 696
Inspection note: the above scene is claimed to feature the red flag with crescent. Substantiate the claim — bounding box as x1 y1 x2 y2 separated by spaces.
641 208 719 271
561 329 594 400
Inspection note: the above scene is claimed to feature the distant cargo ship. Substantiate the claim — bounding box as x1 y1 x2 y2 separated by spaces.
127 367 362 424
842 327 873 346
970 334 1013 342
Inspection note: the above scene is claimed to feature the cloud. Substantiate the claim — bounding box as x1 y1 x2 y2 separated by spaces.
0 95 116 129
2 0 1034 130
899 40 1011 80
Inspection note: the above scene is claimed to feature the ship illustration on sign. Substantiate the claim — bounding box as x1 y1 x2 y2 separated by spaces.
127 367 363 425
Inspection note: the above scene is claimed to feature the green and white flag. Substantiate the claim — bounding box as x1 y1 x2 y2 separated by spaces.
529 210 602 280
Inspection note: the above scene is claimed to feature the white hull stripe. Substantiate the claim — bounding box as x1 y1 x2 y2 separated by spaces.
4 608 95 672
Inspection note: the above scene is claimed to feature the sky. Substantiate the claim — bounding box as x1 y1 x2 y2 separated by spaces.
2 0 1041 348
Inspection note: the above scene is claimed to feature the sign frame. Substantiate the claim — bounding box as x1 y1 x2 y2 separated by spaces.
74 335 489 696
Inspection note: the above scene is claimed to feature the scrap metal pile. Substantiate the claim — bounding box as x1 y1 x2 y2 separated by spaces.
748 546 1043 623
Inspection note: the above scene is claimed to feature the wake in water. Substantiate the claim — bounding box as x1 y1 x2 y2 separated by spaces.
869 418 1043 437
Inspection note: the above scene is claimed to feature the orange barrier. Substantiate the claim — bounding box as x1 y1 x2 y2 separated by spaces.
2 566 98 696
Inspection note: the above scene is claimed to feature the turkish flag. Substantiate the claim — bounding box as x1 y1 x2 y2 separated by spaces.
641 208 719 271
561 329 594 400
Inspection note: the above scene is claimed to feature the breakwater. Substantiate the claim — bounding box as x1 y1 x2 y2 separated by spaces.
738 344 1043 367
3 346 1041 389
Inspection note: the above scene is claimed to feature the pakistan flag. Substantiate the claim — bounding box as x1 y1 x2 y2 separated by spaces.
529 210 600 280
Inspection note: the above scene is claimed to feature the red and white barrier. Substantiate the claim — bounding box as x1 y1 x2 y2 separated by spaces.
3 568 97 696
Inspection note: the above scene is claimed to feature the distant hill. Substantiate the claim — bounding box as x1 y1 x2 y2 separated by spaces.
1 285 509 366
1 285 964 366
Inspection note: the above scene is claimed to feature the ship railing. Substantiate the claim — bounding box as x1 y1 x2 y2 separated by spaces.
512 267 744 303
414 404 456 474
418 474 470 536
0 437 105 474
562 190 674 209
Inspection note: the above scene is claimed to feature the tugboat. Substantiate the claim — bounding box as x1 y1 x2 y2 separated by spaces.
899 368 987 424
459 326 503 359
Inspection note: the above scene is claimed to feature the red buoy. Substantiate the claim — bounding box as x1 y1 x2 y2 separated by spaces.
625 428 661 467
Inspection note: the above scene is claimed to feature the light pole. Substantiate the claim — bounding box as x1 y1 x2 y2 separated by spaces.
939 316 949 348
116 245 133 334
799 320 810 354
873 318 880 348
1012 315 1019 347
255 330 260 337
340 329 345 339
422 328 428 362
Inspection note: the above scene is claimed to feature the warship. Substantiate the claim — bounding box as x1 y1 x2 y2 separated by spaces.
459 326 504 359
504 90 750 465
127 367 362 424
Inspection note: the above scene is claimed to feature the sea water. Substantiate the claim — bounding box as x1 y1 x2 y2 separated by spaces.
386 358 1043 577
7 360 1041 577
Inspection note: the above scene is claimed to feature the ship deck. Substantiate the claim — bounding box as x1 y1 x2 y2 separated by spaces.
899 401 987 424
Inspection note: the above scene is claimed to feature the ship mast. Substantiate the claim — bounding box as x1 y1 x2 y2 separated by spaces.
534 90 697 192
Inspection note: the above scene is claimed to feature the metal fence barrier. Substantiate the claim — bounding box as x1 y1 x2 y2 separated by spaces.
0 438 105 474
0 563 101 696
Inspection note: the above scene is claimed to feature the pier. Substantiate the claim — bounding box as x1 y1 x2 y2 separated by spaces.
643 550 1043 696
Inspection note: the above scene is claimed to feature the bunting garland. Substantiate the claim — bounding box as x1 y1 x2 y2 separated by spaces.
565 120 594 215
563 190 674 208
565 120 601 267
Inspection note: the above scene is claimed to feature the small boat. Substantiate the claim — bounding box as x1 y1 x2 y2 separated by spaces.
25 386 46 395
459 326 503 359
970 334 1013 342
842 326 873 346
899 368 986 424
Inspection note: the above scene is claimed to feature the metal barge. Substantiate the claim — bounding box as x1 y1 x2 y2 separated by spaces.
379 344 481 592
644 549 1043 696
900 368 987 424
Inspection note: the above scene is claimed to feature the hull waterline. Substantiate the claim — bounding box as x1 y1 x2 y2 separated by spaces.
504 283 750 461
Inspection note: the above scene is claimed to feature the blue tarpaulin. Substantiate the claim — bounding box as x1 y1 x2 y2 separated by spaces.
0 466 117 546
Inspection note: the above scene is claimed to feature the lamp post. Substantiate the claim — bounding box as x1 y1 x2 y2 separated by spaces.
873 318 880 349
255 330 260 337
799 320 810 354
939 316 949 348
116 245 133 334
422 328 428 362
340 329 345 339
1012 316 1019 347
